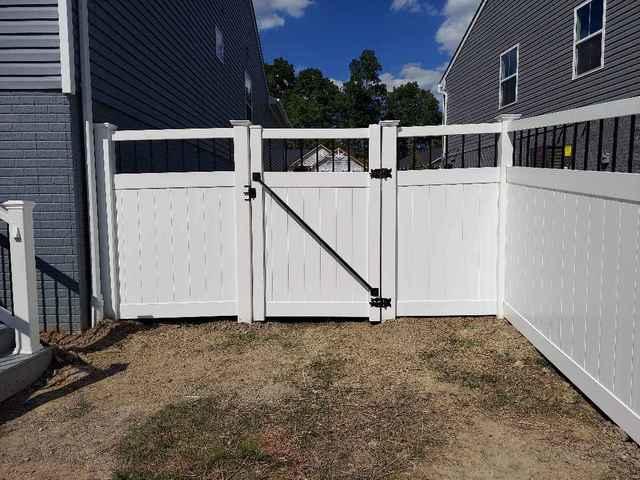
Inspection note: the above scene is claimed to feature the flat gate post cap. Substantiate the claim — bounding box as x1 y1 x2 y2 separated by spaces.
495 114 522 122
230 120 253 127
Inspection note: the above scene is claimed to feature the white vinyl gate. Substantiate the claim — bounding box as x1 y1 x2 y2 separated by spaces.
95 121 506 324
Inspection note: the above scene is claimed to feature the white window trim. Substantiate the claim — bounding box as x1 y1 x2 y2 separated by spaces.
572 0 607 80
498 44 519 110
58 0 76 94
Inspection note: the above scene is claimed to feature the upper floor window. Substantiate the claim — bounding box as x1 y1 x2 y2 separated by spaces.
245 71 253 121
499 45 519 108
215 26 224 62
573 0 606 78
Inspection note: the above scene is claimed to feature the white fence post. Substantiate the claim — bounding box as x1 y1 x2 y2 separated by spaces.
232 120 253 324
3 201 42 355
380 120 400 321
496 114 520 319
250 125 265 322
368 124 382 323
94 123 120 320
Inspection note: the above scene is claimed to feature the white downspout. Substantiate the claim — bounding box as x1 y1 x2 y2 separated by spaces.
438 81 449 157
78 0 103 327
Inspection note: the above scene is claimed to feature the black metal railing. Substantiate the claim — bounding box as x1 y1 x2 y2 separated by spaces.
397 134 499 170
115 139 235 174
0 222 12 315
513 114 639 173
264 139 369 172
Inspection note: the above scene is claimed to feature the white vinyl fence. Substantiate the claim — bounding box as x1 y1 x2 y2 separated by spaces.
93 96 640 443
505 167 640 444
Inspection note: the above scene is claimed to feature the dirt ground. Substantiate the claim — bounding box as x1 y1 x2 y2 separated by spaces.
0 317 639 480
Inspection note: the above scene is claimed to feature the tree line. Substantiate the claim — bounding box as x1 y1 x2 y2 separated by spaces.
265 50 442 128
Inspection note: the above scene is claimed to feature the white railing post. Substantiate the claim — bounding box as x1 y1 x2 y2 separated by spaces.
3 201 42 355
496 114 520 319
250 125 265 322
368 124 382 323
380 120 400 321
231 120 253 324
94 123 120 320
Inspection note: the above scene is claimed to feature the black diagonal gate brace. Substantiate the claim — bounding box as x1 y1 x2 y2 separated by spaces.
251 173 390 310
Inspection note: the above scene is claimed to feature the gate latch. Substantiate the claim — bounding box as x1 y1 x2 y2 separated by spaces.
370 297 392 309
370 168 392 180
243 184 256 201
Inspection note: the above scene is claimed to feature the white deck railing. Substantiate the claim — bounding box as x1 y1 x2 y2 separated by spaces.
0 201 41 355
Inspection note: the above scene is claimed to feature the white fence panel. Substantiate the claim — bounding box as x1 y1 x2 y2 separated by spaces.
263 172 370 317
396 168 500 316
114 172 237 319
505 167 640 444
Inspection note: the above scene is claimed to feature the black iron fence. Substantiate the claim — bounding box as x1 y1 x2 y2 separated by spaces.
115 139 235 174
0 222 12 315
513 114 639 173
397 134 498 170
264 139 370 172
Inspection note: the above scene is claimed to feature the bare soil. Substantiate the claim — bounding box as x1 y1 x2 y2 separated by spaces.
0 317 638 479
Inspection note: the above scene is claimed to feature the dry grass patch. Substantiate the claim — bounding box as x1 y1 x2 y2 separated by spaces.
1 317 639 480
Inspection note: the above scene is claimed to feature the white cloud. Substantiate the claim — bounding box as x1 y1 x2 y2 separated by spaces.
380 63 447 96
435 0 482 53
330 78 344 89
391 0 437 14
253 0 313 30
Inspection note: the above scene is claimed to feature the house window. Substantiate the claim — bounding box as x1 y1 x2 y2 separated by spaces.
215 26 224 62
573 0 606 78
499 45 519 108
245 71 253 121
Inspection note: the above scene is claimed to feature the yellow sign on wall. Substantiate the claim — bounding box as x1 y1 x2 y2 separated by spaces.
564 145 573 158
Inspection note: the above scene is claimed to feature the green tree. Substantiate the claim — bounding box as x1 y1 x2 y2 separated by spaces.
343 50 387 127
284 68 344 128
264 57 296 100
386 82 442 126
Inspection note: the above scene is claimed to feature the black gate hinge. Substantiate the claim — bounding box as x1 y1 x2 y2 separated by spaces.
243 185 256 201
370 168 392 180
370 297 392 309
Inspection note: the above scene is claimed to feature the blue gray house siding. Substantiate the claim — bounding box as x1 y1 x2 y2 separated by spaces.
443 0 640 173
1 1 89 332
444 0 640 123
0 91 89 332
86 0 276 173
88 0 272 130
0 0 63 90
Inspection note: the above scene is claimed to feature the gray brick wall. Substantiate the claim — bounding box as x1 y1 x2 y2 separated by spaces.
0 91 88 333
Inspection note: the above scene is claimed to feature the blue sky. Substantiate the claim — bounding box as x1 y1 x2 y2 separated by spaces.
253 0 482 94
